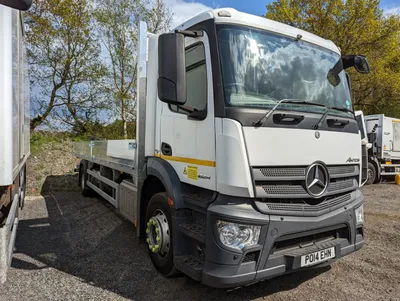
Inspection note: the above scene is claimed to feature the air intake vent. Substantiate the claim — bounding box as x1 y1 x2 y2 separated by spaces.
242 251 259 263
260 167 305 177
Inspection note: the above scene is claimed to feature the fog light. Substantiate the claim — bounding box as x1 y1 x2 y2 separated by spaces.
216 220 261 250
355 204 364 225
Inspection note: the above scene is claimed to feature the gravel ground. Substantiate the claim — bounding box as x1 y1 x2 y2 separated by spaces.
0 182 399 301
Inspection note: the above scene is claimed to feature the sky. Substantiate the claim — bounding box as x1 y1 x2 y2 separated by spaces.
166 0 400 28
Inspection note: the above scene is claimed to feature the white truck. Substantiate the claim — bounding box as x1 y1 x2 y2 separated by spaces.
0 0 31 283
361 114 400 184
75 8 370 288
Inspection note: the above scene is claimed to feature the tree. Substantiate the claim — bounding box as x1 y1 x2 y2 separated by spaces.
95 0 171 139
265 0 400 117
27 0 109 131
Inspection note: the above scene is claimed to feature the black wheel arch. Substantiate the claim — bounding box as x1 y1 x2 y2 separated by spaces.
138 156 183 237
145 157 184 209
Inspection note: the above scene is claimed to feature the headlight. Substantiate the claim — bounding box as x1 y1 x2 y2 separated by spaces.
216 220 261 250
355 204 364 225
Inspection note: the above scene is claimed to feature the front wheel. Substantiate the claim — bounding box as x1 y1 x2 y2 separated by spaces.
366 162 377 185
145 192 178 277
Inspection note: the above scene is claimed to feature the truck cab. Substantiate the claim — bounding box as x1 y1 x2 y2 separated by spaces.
77 8 370 288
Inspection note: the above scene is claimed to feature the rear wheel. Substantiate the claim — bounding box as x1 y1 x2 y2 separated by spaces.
145 192 178 277
80 162 93 197
366 162 377 185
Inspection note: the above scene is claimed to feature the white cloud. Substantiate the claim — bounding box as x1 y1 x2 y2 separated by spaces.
383 6 400 16
165 0 213 29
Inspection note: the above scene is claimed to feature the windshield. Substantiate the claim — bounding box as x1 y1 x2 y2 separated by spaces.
217 25 353 116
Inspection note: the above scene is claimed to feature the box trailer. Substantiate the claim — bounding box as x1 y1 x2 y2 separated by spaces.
363 114 400 184
75 8 370 288
0 0 31 284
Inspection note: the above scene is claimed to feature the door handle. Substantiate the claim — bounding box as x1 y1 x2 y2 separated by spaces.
161 142 172 156
273 113 304 125
327 118 350 128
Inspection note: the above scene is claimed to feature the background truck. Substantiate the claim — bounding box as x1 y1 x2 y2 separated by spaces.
0 0 31 284
75 8 369 288
362 114 400 184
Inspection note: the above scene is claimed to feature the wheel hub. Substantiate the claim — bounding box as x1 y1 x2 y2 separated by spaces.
368 168 373 179
146 210 170 256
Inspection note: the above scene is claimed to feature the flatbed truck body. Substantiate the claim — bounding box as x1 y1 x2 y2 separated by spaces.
75 8 369 288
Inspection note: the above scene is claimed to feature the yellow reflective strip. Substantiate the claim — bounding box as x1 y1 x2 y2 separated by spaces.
154 153 216 167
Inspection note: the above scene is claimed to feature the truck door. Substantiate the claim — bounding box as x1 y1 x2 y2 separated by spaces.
392 120 400 158
159 32 216 191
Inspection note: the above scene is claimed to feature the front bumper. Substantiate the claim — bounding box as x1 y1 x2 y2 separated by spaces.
201 190 364 288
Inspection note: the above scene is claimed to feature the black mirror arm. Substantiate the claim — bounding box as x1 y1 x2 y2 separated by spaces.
175 30 204 38
341 55 357 70
328 55 361 77
188 109 207 121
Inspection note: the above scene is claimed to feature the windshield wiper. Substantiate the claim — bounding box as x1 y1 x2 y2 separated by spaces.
314 106 354 130
253 99 326 127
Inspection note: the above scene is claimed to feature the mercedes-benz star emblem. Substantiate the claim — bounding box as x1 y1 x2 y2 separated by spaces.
305 162 330 198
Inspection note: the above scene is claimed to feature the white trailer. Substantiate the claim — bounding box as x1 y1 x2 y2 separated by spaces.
0 0 31 283
363 114 400 184
75 8 370 288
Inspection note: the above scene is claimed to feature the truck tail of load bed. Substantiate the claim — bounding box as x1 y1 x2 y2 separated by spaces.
0 0 31 283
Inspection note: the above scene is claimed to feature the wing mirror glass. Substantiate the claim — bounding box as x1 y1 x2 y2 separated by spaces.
354 55 370 74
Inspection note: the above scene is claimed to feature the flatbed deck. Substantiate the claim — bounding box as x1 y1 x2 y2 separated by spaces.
74 140 137 175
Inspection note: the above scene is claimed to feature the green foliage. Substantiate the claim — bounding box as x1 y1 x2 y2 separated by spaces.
30 131 74 155
73 120 136 140
31 120 136 156
265 0 400 117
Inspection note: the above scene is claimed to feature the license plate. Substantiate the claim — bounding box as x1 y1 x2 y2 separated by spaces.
300 247 335 267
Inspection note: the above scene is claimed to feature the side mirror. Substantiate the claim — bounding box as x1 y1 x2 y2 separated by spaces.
367 132 376 143
327 54 370 86
0 0 32 10
354 55 370 74
158 33 186 106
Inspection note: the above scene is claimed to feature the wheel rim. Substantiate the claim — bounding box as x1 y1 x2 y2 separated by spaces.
146 209 170 258
368 168 374 180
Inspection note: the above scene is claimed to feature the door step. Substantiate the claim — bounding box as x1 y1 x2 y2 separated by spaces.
175 255 203 281
180 223 206 243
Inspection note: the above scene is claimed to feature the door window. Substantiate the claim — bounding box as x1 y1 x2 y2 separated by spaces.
170 43 207 114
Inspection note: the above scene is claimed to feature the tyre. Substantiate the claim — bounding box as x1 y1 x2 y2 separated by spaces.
366 162 377 185
80 162 94 197
145 192 178 277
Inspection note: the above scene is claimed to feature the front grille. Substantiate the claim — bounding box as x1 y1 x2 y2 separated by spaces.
261 193 352 213
260 167 305 177
329 165 357 175
253 164 359 199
